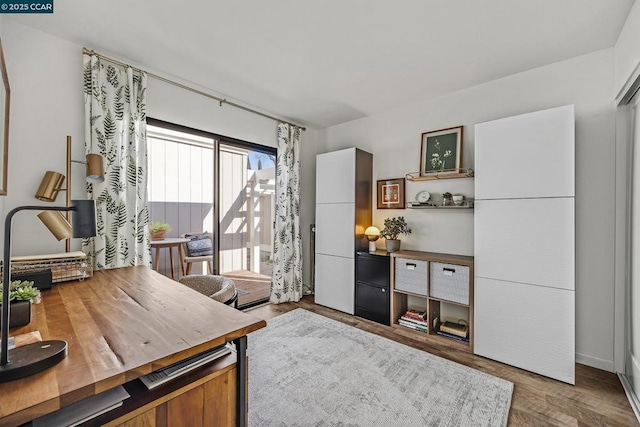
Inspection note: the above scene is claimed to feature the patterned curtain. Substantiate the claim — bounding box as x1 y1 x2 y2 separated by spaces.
270 123 304 303
82 53 151 270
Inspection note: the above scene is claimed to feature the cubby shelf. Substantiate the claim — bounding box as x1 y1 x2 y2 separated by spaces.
390 250 474 352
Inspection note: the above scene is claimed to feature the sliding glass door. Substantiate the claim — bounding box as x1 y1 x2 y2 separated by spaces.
147 120 275 308
218 141 275 307
627 91 640 405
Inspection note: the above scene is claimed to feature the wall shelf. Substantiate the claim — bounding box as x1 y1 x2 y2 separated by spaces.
406 168 474 181
407 201 474 210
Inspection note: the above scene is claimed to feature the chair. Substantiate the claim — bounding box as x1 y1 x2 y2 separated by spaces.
178 275 238 308
181 232 214 275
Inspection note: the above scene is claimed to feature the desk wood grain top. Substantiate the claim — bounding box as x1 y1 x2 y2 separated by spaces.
0 266 266 426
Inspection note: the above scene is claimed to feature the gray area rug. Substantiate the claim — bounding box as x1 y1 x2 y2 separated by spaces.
248 309 513 426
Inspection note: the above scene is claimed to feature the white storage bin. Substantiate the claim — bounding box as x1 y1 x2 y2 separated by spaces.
394 258 428 295
430 262 470 305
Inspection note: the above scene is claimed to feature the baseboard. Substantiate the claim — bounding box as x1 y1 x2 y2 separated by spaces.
575 352 614 372
619 373 640 423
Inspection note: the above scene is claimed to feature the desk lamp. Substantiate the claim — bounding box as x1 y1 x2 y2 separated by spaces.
0 200 96 382
34 136 103 251
364 226 380 253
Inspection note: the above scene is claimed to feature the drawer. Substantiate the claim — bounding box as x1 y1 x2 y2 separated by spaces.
394 258 428 295
430 262 470 305
356 253 390 289
355 281 389 316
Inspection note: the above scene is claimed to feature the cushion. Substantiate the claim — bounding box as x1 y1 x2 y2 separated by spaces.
185 232 213 257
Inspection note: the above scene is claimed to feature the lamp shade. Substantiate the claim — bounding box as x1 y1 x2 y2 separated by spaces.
35 171 65 202
71 199 97 238
85 154 104 183
364 226 380 241
37 210 72 240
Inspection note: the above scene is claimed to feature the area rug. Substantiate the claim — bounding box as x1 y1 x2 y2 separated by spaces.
248 309 513 426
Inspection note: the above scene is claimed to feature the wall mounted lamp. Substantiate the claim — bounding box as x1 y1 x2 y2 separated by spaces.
33 136 103 250
0 200 96 382
364 226 380 253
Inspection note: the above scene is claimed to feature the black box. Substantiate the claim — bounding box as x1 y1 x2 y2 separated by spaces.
11 269 53 290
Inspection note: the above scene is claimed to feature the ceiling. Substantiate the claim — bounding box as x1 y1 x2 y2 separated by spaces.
8 0 635 129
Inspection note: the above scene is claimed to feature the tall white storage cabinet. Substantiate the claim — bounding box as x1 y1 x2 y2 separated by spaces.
474 105 576 384
315 148 372 314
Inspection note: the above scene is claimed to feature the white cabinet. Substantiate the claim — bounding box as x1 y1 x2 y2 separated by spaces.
314 148 372 314
474 105 575 384
474 105 575 200
474 198 575 290
315 149 356 204
474 277 575 384
315 204 356 258
315 254 356 314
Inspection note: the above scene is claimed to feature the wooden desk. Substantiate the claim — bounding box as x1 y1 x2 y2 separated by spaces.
0 266 266 426
150 237 190 279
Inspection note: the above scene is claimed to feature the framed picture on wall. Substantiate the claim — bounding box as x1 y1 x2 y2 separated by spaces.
420 126 463 176
377 178 405 209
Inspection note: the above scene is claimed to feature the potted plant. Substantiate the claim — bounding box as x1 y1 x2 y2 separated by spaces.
149 221 172 241
380 216 412 253
0 280 40 328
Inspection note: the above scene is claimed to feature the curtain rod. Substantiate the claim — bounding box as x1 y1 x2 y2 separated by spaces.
82 48 306 131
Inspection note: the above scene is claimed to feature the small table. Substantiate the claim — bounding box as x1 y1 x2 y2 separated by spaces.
151 237 190 279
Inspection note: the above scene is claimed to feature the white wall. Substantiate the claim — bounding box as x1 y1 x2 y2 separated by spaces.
319 49 617 371
2 19 85 256
0 19 321 290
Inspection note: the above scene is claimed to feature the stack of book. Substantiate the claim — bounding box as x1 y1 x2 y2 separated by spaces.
398 309 428 333
436 320 469 343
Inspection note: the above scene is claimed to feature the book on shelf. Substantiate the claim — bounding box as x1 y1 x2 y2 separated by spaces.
399 319 428 333
402 309 427 322
399 315 428 327
439 321 468 338
436 330 469 343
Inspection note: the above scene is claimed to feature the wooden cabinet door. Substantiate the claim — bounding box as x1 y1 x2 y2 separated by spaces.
166 385 205 426
115 408 156 427
204 368 237 427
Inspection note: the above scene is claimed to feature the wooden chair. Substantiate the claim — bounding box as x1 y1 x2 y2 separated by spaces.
181 232 215 275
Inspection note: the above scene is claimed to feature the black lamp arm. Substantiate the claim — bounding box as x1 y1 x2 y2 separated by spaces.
1 205 72 365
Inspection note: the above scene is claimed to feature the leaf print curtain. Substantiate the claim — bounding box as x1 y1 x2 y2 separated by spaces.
82 53 151 270
270 123 304 303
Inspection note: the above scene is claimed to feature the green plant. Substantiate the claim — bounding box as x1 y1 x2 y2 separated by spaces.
442 192 452 199
0 280 40 304
149 221 172 233
380 216 412 240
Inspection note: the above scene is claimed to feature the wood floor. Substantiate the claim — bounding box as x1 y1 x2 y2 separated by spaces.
222 270 270 306
247 296 639 427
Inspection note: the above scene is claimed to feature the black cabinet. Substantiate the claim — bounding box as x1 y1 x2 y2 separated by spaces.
355 251 390 325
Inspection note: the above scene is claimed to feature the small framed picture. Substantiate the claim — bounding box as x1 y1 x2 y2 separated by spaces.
377 178 405 209
420 126 463 176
